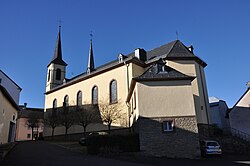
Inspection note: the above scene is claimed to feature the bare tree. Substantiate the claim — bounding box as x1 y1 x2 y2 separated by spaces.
44 110 60 138
58 106 75 136
76 105 99 136
26 112 42 140
98 98 125 134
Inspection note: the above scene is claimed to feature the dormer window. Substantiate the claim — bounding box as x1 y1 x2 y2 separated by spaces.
158 64 167 73
119 56 123 63
63 79 67 84
161 66 165 72
118 54 124 63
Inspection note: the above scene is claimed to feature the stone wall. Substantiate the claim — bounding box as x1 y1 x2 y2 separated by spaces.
138 116 200 158
212 135 250 154
197 123 210 139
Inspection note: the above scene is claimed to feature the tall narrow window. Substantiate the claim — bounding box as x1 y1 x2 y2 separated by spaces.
133 91 136 109
56 68 61 80
53 99 57 109
110 80 117 104
64 95 69 107
77 91 82 107
48 70 50 82
92 86 98 104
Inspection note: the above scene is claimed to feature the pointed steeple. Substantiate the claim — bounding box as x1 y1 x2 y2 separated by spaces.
87 34 95 74
48 26 67 67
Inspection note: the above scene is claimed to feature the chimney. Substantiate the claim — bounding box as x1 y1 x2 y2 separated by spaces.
24 103 27 108
134 48 147 61
246 82 250 89
188 45 194 53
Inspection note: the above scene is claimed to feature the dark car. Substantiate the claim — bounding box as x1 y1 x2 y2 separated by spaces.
79 132 108 146
200 140 222 157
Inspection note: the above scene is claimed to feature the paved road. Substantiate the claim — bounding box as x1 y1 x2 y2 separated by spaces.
1 141 145 166
1 141 250 166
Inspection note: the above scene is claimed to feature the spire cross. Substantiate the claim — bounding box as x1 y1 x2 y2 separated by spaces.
176 31 179 40
90 31 93 40
58 19 63 30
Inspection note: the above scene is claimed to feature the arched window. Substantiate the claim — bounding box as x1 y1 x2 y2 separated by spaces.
110 80 117 103
92 86 98 104
56 68 61 80
53 99 57 109
52 99 57 116
64 95 69 107
77 91 82 107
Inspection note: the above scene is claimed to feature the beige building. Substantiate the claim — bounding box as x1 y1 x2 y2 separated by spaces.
0 85 19 144
44 29 210 158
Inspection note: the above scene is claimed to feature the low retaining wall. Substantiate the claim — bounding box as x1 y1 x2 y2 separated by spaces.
44 128 131 141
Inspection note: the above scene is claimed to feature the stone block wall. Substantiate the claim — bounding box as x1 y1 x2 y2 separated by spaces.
138 116 200 158
197 123 210 139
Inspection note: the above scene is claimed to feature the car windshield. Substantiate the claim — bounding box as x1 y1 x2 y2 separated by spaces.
207 142 219 146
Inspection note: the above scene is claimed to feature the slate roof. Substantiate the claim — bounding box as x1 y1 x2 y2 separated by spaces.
145 40 206 67
48 30 67 67
46 39 205 93
134 59 195 81
146 40 177 60
0 70 22 91
0 85 19 110
87 39 95 72
45 56 145 94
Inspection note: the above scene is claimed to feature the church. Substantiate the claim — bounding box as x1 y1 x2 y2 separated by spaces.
43 28 210 158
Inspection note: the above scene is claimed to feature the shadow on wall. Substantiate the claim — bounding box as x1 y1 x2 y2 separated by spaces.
135 116 201 159
229 106 250 141
193 94 212 139
43 104 128 141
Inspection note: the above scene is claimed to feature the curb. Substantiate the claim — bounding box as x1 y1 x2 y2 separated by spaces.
48 142 86 154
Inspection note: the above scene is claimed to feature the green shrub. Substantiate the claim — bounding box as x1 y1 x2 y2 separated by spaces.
86 134 139 155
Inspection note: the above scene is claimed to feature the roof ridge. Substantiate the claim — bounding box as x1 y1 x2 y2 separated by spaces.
148 40 178 53
167 40 193 56
166 40 179 57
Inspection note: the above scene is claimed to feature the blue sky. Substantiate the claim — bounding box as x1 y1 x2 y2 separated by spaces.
0 0 250 108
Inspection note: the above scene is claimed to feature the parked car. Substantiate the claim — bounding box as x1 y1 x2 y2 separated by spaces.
200 140 222 157
79 132 108 146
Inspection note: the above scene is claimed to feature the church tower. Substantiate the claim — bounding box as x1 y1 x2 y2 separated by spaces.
46 27 67 92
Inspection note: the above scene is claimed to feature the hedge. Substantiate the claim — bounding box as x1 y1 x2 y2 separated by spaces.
86 134 140 155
